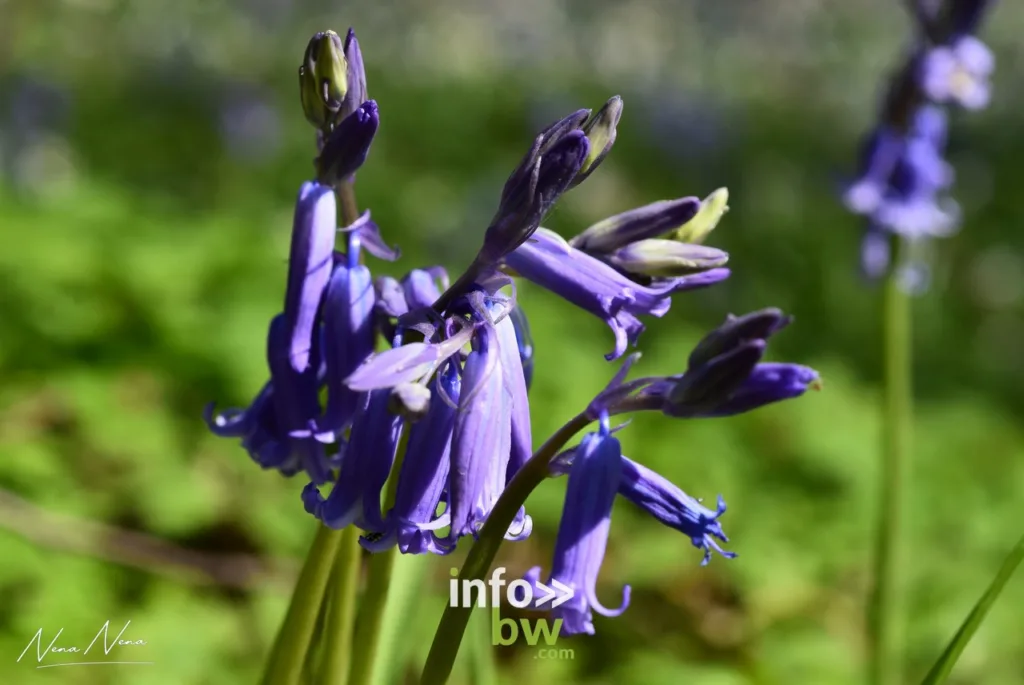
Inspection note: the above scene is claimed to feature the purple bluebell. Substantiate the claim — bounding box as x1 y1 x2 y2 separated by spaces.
316 100 379 185
618 457 735 565
303 388 402 531
446 319 531 542
318 251 376 437
504 228 729 360
283 182 336 373
493 307 534 536
363 365 461 555
523 414 629 636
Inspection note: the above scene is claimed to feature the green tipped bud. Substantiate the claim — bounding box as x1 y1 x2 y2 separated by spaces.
571 95 623 187
673 187 729 244
607 239 729 278
298 30 349 129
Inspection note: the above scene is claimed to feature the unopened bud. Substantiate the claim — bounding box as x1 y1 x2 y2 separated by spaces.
673 188 729 244
607 239 729 278
572 95 623 187
570 197 700 254
299 30 348 129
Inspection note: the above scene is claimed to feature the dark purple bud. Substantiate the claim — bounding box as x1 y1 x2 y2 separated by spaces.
668 340 767 414
684 363 821 417
316 100 379 185
570 197 701 254
687 308 791 369
283 182 336 373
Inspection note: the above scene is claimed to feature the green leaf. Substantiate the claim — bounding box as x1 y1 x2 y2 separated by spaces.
920 531 1024 685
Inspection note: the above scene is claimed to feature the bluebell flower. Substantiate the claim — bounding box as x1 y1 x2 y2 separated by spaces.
363 365 461 555
206 313 333 483
504 228 729 360
303 388 403 531
317 250 376 438
842 0 994 290
618 457 735 565
446 316 532 542
283 182 336 373
523 415 629 636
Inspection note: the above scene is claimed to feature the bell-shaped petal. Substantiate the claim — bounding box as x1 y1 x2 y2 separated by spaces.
284 182 337 373
522 416 629 636
303 388 402 531
205 382 299 476
316 100 379 185
363 365 461 555
345 322 474 391
447 323 527 542
618 457 735 565
605 239 729 278
265 313 333 484
570 197 700 254
504 228 729 360
319 262 376 436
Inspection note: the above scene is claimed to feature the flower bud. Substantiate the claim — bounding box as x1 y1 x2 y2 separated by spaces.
687 308 791 370
570 197 700 254
338 28 368 121
672 188 729 244
572 95 623 187
606 239 729 278
316 100 379 185
299 30 348 129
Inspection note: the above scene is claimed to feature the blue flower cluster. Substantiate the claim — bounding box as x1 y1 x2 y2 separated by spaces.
205 28 820 636
843 0 995 291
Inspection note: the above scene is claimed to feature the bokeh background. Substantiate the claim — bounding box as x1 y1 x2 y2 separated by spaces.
3 1 1024 683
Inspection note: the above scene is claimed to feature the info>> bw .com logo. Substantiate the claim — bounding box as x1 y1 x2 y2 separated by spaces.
449 567 576 658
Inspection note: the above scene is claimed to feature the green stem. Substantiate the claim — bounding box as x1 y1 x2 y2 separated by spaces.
869 269 913 685
347 432 409 685
260 524 342 685
316 526 364 685
419 412 592 685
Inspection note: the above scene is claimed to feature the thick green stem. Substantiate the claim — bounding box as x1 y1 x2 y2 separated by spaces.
869 270 913 685
316 526 364 685
419 412 592 685
260 524 342 685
